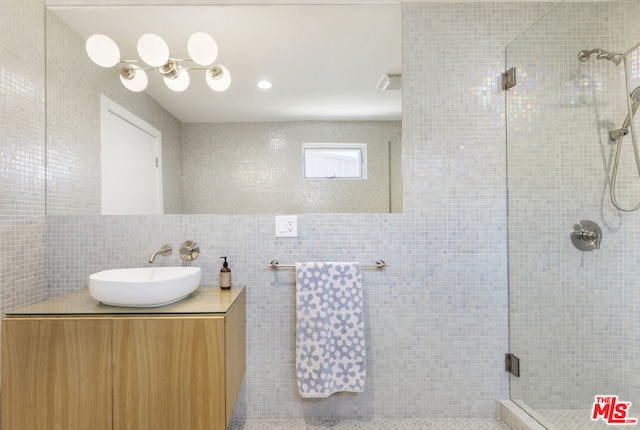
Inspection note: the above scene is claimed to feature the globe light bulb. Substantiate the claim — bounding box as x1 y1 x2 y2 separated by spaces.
85 34 120 68
164 68 190 92
137 33 170 67
206 65 231 92
119 65 148 92
187 32 218 66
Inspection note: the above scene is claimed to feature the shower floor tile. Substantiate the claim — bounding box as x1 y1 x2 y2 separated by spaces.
228 418 510 430
536 409 614 429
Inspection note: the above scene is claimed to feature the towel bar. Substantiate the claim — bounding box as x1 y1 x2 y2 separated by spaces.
268 259 387 270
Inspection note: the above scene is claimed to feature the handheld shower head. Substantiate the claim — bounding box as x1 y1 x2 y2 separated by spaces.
620 86 640 131
630 86 640 104
610 86 640 141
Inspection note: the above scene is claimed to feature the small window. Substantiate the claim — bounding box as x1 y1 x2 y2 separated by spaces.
302 143 367 179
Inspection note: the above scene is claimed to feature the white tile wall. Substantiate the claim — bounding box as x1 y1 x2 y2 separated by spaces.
0 0 46 316
1 0 569 425
182 121 401 213
42 2 553 421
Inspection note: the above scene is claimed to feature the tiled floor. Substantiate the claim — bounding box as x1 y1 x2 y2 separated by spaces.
535 409 614 429
228 419 511 430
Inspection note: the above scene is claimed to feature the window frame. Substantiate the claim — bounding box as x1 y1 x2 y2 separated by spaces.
302 143 367 180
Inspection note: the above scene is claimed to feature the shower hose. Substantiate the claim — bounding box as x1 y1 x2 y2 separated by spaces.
610 56 640 212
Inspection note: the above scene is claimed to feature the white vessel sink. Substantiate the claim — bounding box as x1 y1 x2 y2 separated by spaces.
89 267 201 307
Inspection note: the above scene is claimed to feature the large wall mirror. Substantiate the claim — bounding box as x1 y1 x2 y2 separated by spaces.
45 4 402 215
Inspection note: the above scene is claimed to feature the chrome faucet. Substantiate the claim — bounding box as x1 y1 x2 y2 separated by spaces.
179 241 200 266
148 244 172 263
570 220 602 251
578 230 601 249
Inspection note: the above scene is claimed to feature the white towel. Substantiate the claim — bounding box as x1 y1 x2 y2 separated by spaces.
295 262 366 398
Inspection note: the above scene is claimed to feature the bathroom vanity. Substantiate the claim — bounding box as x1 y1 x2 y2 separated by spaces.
2 286 246 430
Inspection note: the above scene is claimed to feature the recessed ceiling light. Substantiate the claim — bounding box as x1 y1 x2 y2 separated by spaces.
257 80 272 90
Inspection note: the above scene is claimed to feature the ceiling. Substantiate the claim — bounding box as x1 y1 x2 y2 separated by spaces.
50 4 402 123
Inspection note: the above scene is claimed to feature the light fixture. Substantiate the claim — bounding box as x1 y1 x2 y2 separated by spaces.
257 80 272 90
85 32 231 93
187 32 218 66
86 34 120 68
119 65 148 92
206 65 231 92
137 33 170 68
163 67 190 92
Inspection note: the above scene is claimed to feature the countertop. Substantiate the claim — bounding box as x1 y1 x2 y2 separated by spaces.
6 286 245 316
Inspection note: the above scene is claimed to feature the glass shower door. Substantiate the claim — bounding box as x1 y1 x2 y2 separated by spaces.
506 1 640 428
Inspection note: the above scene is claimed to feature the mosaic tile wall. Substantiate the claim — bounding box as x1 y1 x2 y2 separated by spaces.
389 131 402 213
507 0 640 420
182 121 401 214
41 2 554 421
0 0 46 317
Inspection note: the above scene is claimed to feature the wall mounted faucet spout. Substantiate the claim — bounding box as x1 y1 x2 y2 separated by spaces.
149 245 172 263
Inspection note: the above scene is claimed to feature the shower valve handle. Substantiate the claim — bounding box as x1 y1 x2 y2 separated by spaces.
571 220 602 251
579 230 597 241
579 230 601 249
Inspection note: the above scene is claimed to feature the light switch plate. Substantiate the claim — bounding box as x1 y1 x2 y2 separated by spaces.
275 215 298 237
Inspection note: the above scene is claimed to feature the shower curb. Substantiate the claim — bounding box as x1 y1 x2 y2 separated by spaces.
498 400 546 430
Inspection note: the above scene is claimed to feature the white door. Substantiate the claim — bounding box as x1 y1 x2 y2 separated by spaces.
100 95 163 215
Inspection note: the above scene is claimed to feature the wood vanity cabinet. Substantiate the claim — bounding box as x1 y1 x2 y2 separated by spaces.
2 318 113 429
2 287 246 430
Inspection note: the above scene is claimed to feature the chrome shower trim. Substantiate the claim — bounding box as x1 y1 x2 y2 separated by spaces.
609 128 629 142
578 39 640 66
578 48 624 65
571 220 602 251
148 244 172 263
580 41 640 211
609 87 640 141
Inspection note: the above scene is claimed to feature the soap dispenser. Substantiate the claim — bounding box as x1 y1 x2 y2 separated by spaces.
219 256 232 290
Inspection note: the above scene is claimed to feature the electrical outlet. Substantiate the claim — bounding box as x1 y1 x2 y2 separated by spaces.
275 215 298 237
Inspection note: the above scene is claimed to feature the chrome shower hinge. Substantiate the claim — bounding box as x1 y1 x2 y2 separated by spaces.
502 67 517 90
505 353 520 377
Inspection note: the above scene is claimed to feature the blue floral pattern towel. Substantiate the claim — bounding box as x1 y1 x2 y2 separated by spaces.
295 262 366 398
